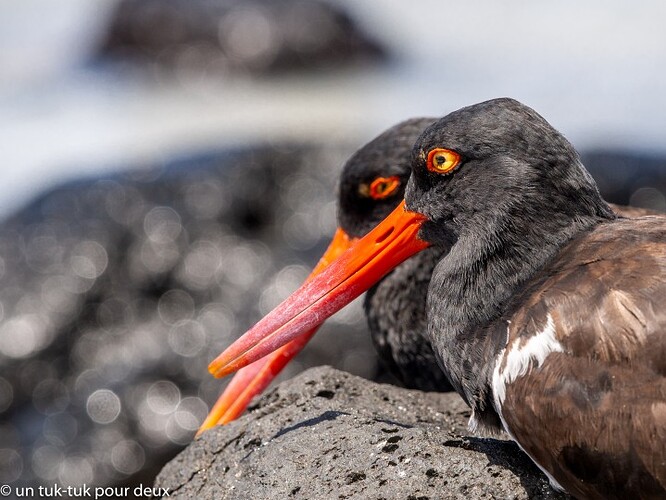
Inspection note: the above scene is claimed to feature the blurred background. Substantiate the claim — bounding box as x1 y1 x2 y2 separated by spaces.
1 0 665 492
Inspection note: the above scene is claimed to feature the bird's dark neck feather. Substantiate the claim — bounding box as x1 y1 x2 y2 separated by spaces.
427 196 615 420
364 246 451 391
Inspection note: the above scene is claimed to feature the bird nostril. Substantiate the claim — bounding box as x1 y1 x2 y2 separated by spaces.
375 227 394 244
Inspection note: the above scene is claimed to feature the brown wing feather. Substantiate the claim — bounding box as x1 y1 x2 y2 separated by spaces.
497 217 666 498
504 355 666 499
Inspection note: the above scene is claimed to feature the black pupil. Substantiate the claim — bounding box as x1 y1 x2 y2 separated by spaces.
435 155 446 166
377 183 386 193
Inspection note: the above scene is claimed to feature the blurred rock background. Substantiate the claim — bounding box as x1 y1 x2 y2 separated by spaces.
0 0 665 492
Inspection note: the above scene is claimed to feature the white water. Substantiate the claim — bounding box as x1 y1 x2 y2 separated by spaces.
1 0 665 217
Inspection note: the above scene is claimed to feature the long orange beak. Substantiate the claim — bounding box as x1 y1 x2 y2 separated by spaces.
196 228 355 435
208 200 430 379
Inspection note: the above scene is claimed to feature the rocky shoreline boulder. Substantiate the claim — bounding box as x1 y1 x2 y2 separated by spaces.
155 366 569 499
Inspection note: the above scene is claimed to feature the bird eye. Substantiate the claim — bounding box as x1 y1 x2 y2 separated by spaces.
368 176 401 200
426 148 461 175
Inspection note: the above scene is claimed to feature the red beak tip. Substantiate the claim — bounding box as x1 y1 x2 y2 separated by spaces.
208 362 228 378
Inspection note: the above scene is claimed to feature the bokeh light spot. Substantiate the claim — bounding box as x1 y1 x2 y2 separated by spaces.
70 240 109 280
31 445 64 481
146 380 180 415
168 320 206 357
158 289 195 325
0 378 13 413
86 389 121 424
58 455 93 487
111 439 145 475
629 186 666 212
144 206 183 243
0 448 22 483
0 314 50 359
174 396 208 432
219 6 278 67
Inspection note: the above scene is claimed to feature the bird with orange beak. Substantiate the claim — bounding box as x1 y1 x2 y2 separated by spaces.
197 117 454 434
209 98 666 498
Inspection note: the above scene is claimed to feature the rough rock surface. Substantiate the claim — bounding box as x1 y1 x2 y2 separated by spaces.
155 367 569 499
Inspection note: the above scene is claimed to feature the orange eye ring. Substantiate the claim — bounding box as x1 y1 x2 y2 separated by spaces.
426 148 461 175
368 176 401 200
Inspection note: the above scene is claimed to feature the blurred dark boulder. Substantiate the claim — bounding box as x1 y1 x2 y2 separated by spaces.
582 149 666 213
0 143 381 489
95 0 386 76
156 366 567 499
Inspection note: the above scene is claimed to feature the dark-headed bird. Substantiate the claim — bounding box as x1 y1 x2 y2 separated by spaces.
198 117 453 434
209 98 666 498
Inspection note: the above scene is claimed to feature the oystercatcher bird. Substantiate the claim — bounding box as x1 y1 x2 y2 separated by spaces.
198 118 452 434
209 98 666 498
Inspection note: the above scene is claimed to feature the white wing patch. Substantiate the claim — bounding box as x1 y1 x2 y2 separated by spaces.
492 313 564 407
490 313 566 491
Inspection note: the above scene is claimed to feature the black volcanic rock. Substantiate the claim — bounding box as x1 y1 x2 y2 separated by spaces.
95 0 386 76
155 366 568 499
